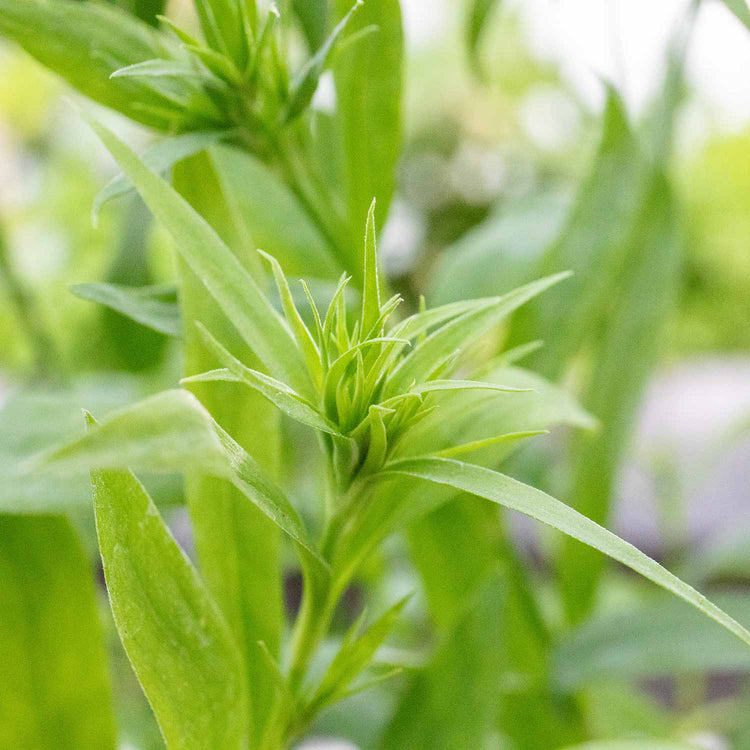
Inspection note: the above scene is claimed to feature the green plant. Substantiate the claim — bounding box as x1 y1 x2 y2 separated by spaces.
3 1 750 749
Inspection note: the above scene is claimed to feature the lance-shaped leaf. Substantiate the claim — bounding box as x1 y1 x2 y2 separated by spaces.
0 0 199 131
93 130 230 220
333 0 403 265
304 596 409 718
87 413 249 749
285 0 364 122
360 199 382 336
81 113 315 400
408 379 533 396
37 390 324 564
186 323 340 436
211 147 342 279
72 283 181 337
293 0 328 51
466 0 502 79
381 456 750 649
194 0 249 68
0 515 116 750
385 273 570 397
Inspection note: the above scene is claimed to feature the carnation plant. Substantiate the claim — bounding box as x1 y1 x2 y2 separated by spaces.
2 0 750 748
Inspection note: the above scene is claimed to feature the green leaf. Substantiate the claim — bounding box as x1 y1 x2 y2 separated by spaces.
427 190 571 305
554 592 750 689
193 0 249 68
0 379 183 514
0 0 204 131
721 0 750 30
187 322 340 435
0 515 116 749
381 457 750 648
333 0 403 262
558 173 681 623
385 273 570 397
380 572 506 750
93 131 230 220
88 413 249 749
293 0 328 51
38 390 324 564
209 145 342 279
360 198 382 335
173 152 285 741
466 0 502 79
306 596 409 717
82 114 315 400
561 743 700 750
409 379 532 396
286 0 364 123
72 283 181 337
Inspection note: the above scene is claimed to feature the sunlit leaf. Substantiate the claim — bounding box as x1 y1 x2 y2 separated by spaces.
88 413 249 749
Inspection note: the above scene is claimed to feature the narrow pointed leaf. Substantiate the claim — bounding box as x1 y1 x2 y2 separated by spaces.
82 114 314 399
410 379 533 396
285 0 364 122
88 413 249 749
386 273 570 396
194 323 340 435
37 390 324 564
382 457 750 648
72 283 181 337
307 596 409 714
0 0 195 131
361 198 381 335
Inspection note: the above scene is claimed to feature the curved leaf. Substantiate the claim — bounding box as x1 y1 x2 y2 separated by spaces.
381 456 750 649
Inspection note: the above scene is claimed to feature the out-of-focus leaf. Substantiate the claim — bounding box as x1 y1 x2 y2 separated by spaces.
385 273 570 396
173 150 285 741
88 413 249 749
209 145 342 278
554 593 750 689
286 0 364 122
306 596 409 717
120 0 167 27
38 389 323 563
0 515 116 749
721 0 750 30
72 283 181 337
558 172 681 623
379 572 506 749
83 113 315 400
0 379 182 513
381 457 750 648
293 0 328 51
428 190 571 304
194 0 249 68
332 0 403 271
466 0 502 79
0 0 205 131
93 131 230 220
